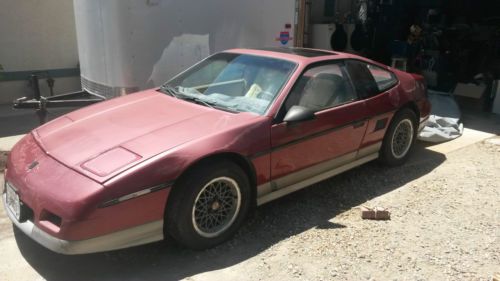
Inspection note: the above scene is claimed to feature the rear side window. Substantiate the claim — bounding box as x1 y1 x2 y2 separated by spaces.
366 64 398 92
345 60 379 98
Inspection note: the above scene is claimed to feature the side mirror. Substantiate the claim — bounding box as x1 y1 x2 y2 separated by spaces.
283 105 316 124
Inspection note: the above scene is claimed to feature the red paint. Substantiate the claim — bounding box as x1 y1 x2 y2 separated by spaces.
5 48 430 242
270 100 368 179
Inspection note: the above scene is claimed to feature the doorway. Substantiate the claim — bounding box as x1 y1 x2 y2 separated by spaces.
295 0 364 53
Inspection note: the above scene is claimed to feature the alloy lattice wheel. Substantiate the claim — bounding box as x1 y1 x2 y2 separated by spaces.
191 177 241 238
391 119 414 159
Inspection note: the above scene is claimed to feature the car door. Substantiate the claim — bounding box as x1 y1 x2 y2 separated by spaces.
269 61 370 190
344 60 400 152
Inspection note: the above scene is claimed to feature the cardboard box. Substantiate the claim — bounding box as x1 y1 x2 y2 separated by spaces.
453 83 486 99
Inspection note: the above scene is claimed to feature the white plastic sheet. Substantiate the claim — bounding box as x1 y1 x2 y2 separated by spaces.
418 90 464 143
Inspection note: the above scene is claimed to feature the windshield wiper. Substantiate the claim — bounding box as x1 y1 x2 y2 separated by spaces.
181 96 216 109
182 96 241 113
159 84 180 98
159 84 238 113
160 85 215 109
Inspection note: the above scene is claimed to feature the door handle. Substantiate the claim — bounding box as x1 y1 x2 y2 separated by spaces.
353 120 365 128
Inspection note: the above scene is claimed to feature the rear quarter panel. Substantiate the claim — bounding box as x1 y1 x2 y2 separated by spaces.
361 67 429 147
393 69 431 122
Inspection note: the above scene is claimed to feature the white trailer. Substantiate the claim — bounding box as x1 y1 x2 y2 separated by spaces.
73 0 299 98
11 0 364 124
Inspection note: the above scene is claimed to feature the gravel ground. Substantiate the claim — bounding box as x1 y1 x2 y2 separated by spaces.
0 139 499 281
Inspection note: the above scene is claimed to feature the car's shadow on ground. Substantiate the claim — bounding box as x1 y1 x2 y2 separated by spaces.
14 143 446 281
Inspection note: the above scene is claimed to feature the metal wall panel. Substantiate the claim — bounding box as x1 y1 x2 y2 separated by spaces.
74 0 297 98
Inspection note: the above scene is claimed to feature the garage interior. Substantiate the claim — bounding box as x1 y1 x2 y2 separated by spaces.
297 0 500 115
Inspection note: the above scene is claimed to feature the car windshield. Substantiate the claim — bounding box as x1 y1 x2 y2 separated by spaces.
162 52 296 115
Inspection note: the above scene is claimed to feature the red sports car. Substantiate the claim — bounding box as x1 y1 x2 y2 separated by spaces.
2 48 430 254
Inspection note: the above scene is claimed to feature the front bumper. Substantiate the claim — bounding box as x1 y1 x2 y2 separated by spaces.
2 192 164 255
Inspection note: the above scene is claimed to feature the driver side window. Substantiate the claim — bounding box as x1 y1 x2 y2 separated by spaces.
284 63 356 112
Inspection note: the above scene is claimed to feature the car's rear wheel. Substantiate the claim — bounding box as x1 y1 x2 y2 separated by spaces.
380 108 417 166
165 161 251 249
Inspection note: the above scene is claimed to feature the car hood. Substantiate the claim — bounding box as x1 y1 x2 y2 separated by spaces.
33 90 261 183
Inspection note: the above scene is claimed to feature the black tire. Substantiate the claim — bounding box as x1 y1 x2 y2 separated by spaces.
164 160 251 249
380 108 418 166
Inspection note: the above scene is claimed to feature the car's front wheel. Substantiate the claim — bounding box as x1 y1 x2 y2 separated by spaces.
380 108 418 166
165 160 251 249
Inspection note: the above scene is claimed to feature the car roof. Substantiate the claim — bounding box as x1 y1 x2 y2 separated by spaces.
225 47 349 63
225 47 390 70
255 47 337 57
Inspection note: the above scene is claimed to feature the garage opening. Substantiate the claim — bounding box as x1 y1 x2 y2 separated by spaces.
295 0 500 115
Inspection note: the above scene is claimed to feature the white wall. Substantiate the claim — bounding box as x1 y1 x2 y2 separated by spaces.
0 0 80 104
